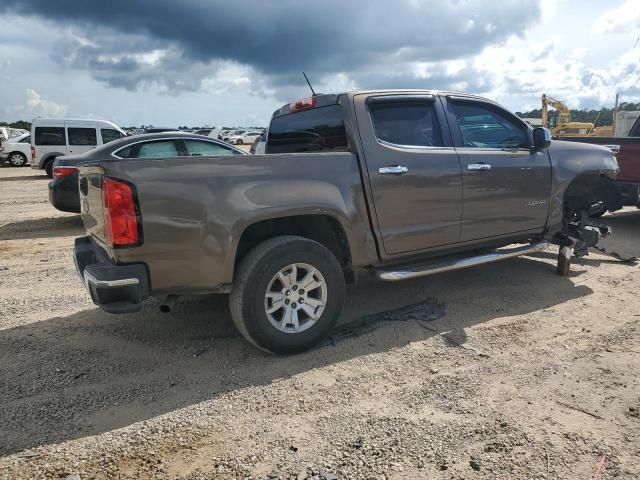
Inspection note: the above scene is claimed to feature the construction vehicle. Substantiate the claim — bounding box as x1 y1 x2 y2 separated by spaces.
541 94 596 137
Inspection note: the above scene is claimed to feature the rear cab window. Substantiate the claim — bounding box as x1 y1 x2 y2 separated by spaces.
266 101 348 154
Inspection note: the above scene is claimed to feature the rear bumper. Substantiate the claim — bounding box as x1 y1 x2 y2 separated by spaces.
615 180 640 207
48 176 81 213
74 236 150 313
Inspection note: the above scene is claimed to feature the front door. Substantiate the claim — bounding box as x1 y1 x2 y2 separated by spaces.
354 93 463 255
443 97 552 241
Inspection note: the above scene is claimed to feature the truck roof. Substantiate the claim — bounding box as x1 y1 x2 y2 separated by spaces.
271 89 498 118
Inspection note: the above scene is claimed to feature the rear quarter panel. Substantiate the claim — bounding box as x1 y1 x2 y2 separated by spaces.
89 153 376 294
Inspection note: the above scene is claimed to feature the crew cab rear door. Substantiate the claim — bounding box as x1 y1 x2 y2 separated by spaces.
442 96 552 242
354 93 463 255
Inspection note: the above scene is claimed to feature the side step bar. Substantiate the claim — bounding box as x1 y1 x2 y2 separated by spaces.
377 241 549 282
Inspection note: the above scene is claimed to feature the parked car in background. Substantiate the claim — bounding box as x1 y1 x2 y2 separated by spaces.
228 131 262 145
0 133 31 166
193 127 222 139
250 131 267 154
0 127 28 142
72 90 620 354
49 132 247 213
31 118 127 177
222 130 246 142
140 127 180 134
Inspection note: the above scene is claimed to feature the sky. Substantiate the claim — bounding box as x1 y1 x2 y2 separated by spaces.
0 0 638 127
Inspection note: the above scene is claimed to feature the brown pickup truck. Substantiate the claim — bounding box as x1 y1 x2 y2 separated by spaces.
73 90 621 353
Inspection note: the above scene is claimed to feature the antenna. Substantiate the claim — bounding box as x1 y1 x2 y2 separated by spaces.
303 72 317 96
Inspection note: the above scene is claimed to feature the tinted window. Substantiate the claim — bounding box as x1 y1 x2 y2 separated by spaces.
101 129 124 144
452 103 528 148
19 136 30 143
267 105 348 153
137 140 180 158
369 98 443 147
115 146 134 158
68 128 97 146
35 127 66 146
184 140 237 156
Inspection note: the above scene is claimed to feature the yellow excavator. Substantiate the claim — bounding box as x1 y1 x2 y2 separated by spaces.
541 94 595 137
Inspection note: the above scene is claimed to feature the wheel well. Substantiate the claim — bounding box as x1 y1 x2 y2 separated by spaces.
563 173 622 214
235 215 352 269
43 155 57 168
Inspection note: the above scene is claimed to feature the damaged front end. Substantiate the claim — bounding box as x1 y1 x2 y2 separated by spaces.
554 174 629 274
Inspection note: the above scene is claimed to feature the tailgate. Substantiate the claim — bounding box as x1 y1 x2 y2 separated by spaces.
78 166 108 247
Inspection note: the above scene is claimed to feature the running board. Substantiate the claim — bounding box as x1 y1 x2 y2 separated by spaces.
377 241 549 282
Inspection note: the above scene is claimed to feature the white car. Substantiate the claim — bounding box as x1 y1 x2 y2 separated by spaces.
0 127 28 142
0 133 31 166
31 118 127 177
221 130 246 142
227 131 262 145
193 127 223 139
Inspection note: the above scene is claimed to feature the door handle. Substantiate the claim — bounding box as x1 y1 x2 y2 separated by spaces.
379 166 408 174
467 163 491 171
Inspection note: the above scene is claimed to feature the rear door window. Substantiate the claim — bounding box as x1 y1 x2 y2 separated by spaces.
68 128 98 146
136 140 180 158
19 136 30 143
184 140 238 156
369 97 443 147
267 105 347 153
34 127 66 146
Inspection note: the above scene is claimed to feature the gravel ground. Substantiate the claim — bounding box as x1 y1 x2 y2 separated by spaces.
0 165 639 480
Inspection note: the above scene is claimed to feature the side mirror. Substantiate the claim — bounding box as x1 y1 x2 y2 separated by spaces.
532 127 551 150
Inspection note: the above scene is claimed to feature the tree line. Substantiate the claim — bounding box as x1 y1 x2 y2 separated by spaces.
516 102 640 127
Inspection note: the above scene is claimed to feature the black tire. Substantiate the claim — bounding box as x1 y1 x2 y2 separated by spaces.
44 159 55 178
230 236 346 354
236 139 243 145
8 152 27 167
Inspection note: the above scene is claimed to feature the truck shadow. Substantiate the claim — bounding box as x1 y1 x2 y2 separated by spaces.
0 173 49 182
0 216 83 241
0 254 594 455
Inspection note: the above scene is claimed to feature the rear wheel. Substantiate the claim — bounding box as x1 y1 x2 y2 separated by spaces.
236 139 243 145
44 159 55 178
230 236 345 354
8 152 27 167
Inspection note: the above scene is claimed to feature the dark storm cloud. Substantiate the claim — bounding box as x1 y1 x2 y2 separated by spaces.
1 0 541 93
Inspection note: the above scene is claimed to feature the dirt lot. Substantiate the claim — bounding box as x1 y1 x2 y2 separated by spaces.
0 166 639 480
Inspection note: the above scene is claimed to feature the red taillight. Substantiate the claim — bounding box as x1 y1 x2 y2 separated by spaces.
53 166 78 179
289 96 316 112
31 145 35 161
102 177 139 246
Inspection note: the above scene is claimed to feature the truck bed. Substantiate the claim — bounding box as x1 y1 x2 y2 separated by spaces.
78 153 375 294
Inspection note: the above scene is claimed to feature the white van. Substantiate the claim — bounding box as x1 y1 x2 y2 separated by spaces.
30 118 127 177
